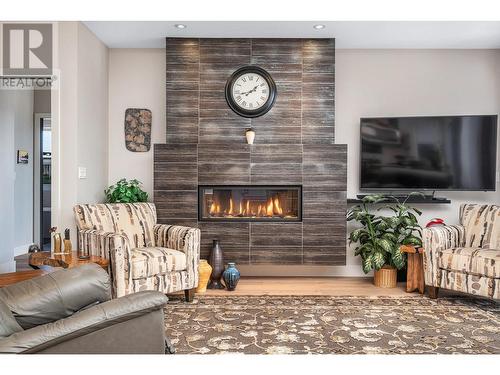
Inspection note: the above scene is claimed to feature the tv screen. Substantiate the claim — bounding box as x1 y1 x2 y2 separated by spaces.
360 115 498 191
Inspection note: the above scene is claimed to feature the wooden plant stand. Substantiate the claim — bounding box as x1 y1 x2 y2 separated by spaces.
400 245 425 294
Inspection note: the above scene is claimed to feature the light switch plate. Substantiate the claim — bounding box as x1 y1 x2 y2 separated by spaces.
78 167 87 179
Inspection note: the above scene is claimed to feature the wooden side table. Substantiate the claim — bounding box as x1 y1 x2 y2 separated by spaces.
400 245 425 294
29 251 109 271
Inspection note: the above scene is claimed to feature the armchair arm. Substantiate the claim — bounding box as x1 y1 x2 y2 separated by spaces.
154 224 201 288
0 291 168 353
422 224 466 287
79 229 132 298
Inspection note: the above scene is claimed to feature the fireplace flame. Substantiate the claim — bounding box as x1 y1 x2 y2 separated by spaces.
207 192 295 219
266 197 274 216
274 197 283 215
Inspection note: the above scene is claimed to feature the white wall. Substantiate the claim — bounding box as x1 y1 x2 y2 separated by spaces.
0 90 34 271
0 92 16 272
52 21 78 239
52 22 109 235
105 48 500 276
108 49 166 195
14 90 34 255
76 23 109 204
0 22 115 270
336 49 500 271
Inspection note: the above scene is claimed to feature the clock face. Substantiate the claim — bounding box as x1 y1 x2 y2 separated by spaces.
225 66 277 118
231 72 270 111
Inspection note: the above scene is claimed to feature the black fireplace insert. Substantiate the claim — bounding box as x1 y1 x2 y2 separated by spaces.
198 185 302 222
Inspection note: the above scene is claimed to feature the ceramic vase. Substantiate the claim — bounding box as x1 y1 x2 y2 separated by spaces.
222 262 240 291
196 259 212 293
207 240 225 289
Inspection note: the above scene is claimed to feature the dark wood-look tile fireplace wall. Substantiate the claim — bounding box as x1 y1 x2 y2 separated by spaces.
154 38 347 265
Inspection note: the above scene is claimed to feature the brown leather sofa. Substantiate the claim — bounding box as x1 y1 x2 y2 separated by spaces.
0 264 170 354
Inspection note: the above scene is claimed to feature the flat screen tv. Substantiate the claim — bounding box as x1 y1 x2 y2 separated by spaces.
360 115 498 191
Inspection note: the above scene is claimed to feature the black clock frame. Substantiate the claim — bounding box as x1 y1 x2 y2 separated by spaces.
225 66 277 118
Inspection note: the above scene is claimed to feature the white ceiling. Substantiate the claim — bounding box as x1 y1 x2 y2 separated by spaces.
83 21 500 49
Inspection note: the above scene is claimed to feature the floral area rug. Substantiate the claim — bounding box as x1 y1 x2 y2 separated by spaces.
164 295 500 354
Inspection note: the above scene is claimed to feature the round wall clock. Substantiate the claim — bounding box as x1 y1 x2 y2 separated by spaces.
225 66 277 118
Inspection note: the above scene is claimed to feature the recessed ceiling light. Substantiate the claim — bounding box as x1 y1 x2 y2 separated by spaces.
174 24 187 29
313 24 325 30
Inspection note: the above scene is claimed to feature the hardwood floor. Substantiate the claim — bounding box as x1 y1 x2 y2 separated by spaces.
199 277 462 298
15 253 425 297
201 277 410 297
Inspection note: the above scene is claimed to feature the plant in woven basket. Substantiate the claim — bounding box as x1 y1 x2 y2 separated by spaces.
104 178 148 203
347 193 423 274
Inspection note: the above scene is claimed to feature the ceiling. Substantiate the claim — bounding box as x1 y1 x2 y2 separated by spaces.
83 21 500 49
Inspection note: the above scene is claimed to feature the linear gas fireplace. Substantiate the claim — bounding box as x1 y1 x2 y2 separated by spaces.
199 185 302 222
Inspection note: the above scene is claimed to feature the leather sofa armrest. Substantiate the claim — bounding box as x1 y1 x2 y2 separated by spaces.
0 264 110 330
0 291 168 353
422 224 466 287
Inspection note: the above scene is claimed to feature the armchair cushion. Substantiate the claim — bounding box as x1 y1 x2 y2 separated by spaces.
460 204 500 248
438 247 500 279
131 247 187 279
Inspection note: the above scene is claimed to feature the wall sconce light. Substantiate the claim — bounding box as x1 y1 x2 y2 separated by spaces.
245 128 255 144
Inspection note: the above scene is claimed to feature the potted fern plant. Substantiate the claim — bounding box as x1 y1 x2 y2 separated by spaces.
104 179 149 203
347 194 423 288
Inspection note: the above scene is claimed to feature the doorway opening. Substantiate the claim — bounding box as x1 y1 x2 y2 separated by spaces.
34 113 52 250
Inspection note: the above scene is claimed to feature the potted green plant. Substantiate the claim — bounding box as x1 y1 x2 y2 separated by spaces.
347 194 423 288
104 178 149 203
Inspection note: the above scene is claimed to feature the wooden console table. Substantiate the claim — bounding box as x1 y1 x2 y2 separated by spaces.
400 245 425 294
29 251 109 271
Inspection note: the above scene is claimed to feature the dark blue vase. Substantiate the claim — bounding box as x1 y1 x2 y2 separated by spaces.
222 263 240 291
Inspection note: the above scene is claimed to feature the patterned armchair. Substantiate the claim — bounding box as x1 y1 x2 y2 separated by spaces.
423 204 499 299
73 203 200 300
